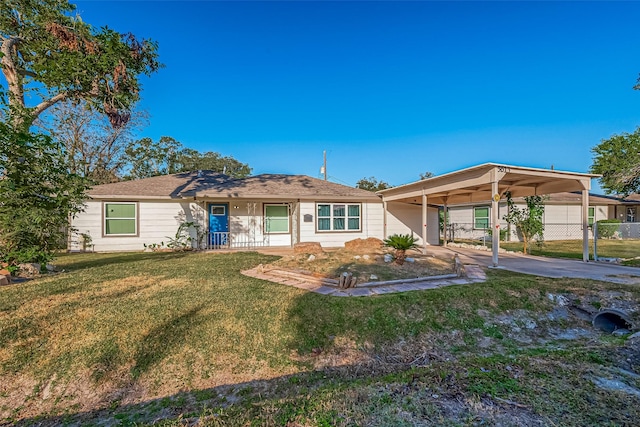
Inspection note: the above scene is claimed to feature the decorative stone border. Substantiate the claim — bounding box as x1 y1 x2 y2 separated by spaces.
241 262 487 297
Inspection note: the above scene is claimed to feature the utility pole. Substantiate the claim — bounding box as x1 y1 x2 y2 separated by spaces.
322 150 327 181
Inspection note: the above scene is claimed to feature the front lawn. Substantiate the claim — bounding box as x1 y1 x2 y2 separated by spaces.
1 251 639 426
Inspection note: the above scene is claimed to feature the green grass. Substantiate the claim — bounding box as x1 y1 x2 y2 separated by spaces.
498 239 640 261
1 251 639 426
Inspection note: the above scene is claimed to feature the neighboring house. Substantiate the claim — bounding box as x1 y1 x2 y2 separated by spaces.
70 171 439 252
446 192 640 242
614 194 640 223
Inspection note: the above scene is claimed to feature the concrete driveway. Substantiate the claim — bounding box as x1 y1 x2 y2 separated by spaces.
437 246 640 285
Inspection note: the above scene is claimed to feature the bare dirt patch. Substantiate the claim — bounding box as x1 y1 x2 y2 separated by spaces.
270 247 455 282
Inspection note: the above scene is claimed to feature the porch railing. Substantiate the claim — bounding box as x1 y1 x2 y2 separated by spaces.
206 232 268 250
208 232 229 249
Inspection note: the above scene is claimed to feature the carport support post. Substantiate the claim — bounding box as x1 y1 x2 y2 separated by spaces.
491 180 500 267
422 191 428 254
442 196 449 247
582 189 589 262
382 200 388 239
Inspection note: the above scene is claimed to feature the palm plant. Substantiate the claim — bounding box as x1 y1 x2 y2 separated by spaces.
383 234 419 265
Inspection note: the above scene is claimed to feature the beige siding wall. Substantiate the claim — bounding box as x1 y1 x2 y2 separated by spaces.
446 203 508 241
298 201 384 247
385 202 439 245
71 200 206 252
446 202 612 242
72 198 448 252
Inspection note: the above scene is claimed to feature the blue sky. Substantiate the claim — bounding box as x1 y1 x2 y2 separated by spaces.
73 1 640 190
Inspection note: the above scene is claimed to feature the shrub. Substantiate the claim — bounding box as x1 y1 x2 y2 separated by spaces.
596 219 621 239
383 234 419 265
0 123 88 264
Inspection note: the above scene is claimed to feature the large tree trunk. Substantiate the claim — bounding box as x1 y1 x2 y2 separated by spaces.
1 36 67 129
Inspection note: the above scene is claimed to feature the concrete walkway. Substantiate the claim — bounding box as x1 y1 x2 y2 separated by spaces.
242 264 487 297
442 246 640 285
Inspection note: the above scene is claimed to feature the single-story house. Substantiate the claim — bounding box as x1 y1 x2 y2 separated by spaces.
69 171 439 252
70 163 604 265
445 191 640 242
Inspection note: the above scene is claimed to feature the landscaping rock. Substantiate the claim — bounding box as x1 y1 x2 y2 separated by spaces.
547 293 570 306
344 237 383 252
338 272 357 289
0 268 11 277
307 254 316 262
598 257 622 264
591 376 640 398
294 242 324 255
613 328 632 337
384 254 393 263
19 263 41 276
0 275 9 286
547 307 570 321
363 254 370 260
524 319 537 329
405 257 415 263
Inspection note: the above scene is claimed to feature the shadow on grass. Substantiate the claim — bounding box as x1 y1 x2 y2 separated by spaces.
11 366 372 427
55 251 189 272
131 304 207 378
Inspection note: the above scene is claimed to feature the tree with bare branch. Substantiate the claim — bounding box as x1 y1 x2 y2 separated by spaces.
45 100 148 184
1 0 161 129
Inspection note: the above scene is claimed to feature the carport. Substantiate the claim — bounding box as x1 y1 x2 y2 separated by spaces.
377 163 599 267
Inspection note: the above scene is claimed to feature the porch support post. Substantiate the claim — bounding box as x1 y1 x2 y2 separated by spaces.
422 191 428 254
491 180 500 267
383 199 388 239
582 189 589 262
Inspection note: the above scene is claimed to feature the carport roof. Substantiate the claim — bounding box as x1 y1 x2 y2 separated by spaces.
378 163 600 205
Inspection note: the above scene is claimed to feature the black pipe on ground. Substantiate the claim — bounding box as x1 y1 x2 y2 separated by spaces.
592 309 633 333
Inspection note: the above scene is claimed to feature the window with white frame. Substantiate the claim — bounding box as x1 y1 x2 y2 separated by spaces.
474 206 489 229
264 204 290 233
628 207 636 223
104 202 137 235
317 203 361 231
588 207 595 226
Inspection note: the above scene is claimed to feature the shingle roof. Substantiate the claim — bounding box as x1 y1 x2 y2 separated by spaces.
621 194 640 202
88 171 380 201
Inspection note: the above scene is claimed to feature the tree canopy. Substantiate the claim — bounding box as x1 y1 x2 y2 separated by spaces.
0 122 87 264
355 176 391 192
419 171 434 180
122 136 252 180
1 0 161 128
590 127 640 195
